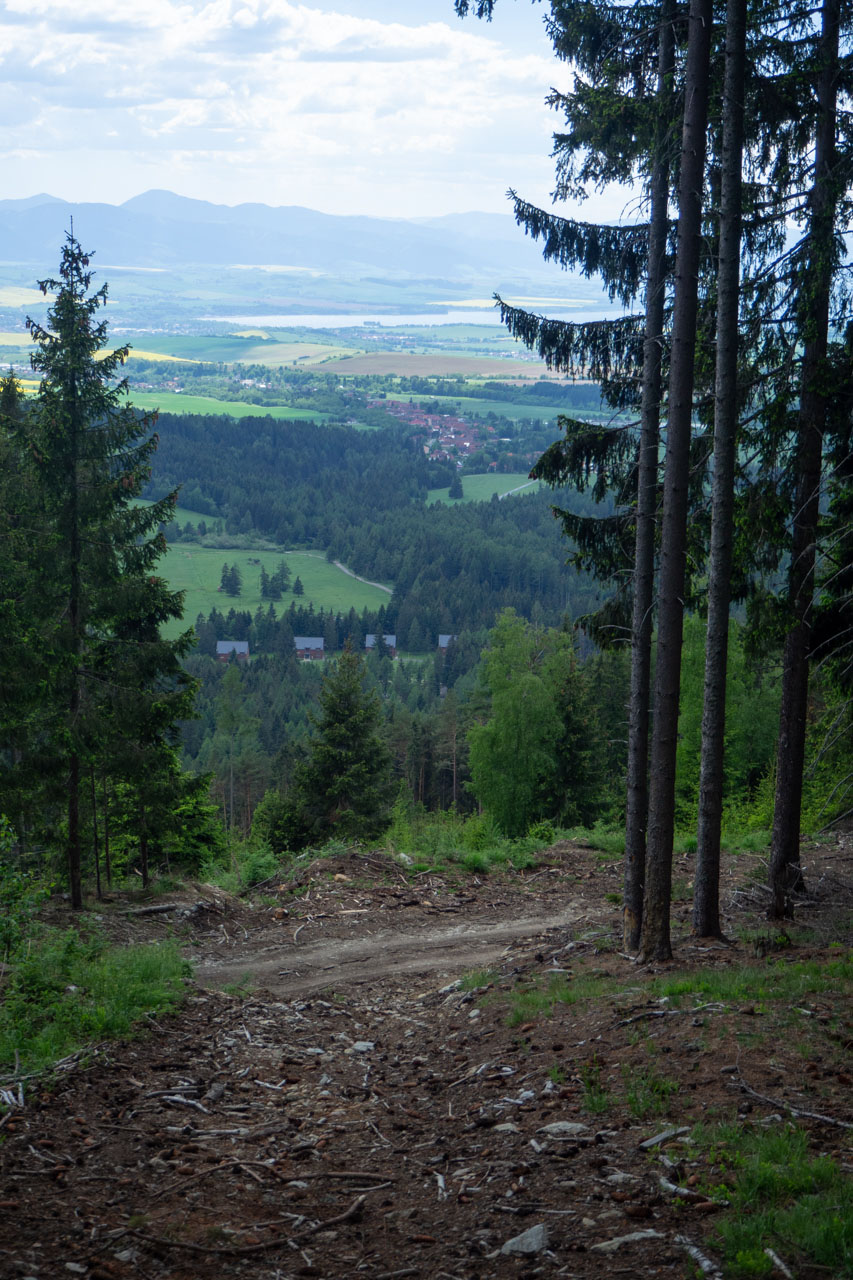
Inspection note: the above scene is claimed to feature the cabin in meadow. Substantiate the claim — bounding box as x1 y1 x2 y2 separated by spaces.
294 636 325 661
365 633 397 658
216 640 249 663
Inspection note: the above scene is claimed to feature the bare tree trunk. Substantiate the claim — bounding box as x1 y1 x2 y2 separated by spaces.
102 774 112 888
139 802 149 888
693 0 746 939
91 764 101 900
769 0 839 918
623 0 676 952
67 753 82 908
642 0 714 961
67 389 83 909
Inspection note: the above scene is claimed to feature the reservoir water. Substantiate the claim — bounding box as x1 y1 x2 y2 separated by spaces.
205 307 619 329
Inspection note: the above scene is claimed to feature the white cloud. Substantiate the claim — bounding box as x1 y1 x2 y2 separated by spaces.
0 0 623 219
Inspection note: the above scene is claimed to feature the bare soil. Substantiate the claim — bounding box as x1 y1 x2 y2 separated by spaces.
2 837 852 1280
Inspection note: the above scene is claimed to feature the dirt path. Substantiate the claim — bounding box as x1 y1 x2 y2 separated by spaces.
332 559 393 593
196 907 583 996
3 839 851 1280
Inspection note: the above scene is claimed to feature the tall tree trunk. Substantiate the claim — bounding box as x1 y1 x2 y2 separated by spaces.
768 0 840 917
623 0 676 951
91 764 101 900
102 774 112 889
693 0 747 939
642 0 714 961
139 802 149 888
67 368 83 910
67 752 82 908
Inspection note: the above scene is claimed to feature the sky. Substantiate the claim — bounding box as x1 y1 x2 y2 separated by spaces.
0 0 629 221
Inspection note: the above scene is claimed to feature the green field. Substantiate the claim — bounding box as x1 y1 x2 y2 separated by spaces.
428 473 540 504
160 544 391 637
122 332 360 365
129 390 330 420
386 391 573 423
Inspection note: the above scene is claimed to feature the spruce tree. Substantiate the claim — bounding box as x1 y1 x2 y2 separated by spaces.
768 0 846 916
22 231 193 904
294 646 394 844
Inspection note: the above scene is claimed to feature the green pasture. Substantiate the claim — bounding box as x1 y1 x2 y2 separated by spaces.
428 473 540 504
129 390 330 420
133 499 215 527
160 544 391 637
122 332 361 366
385 390 575 424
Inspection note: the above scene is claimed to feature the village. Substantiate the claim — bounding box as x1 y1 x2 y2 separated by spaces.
367 394 500 466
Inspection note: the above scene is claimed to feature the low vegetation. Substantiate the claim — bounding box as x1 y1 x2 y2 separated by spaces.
0 843 189 1077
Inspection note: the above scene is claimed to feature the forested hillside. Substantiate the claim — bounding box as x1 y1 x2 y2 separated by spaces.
144 410 608 639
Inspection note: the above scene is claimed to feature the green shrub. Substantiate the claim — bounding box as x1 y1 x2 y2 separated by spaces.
460 811 502 852
238 843 280 888
0 831 50 961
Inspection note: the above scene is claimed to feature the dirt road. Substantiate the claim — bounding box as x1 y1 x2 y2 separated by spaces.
196 908 584 997
2 838 850 1280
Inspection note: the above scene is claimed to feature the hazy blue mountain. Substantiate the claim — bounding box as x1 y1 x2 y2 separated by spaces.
0 190 566 282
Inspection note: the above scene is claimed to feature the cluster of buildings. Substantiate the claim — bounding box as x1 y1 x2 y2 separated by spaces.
216 634 457 663
369 397 493 464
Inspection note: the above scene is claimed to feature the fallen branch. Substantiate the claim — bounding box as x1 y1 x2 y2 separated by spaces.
660 1177 729 1207
764 1248 794 1279
130 1194 367 1257
675 1234 723 1279
615 1009 685 1027
729 1077 853 1129
125 903 180 916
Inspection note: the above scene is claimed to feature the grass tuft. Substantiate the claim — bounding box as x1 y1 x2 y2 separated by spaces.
702 1125 853 1277
0 929 190 1078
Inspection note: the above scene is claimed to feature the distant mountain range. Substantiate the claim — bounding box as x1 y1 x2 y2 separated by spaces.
0 190 568 281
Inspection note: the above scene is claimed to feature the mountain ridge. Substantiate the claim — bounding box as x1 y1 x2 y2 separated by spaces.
0 189 560 280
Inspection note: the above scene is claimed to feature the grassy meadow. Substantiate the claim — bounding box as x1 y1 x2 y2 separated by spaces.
385 391 574 424
129 389 330 420
428 473 539 504
121 332 359 365
161 543 391 636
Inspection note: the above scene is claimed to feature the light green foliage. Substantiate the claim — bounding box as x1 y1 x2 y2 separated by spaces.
580 1057 612 1113
701 1126 853 1277
0 818 49 961
428 473 537 504
155 545 389 638
506 972 619 1026
238 843 281 888
468 610 604 837
129 389 330 420
0 929 189 1076
622 1061 679 1118
567 821 625 858
382 805 546 874
458 969 498 991
675 616 781 824
652 955 853 1009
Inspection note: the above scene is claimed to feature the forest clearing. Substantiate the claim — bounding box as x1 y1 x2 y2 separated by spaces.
1 837 851 1280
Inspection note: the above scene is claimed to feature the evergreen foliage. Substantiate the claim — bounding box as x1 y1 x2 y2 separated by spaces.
291 646 395 847
0 234 212 900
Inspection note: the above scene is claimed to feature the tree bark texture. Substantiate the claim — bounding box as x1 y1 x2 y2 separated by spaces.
693 0 747 939
623 0 676 952
768 0 840 917
642 0 714 961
